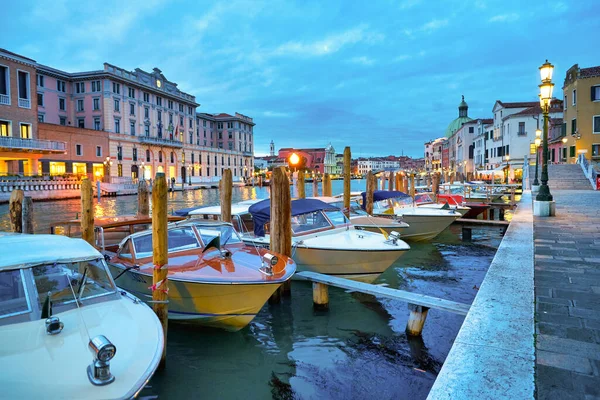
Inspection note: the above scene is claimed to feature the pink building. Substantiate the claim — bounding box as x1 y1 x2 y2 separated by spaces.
278 145 336 173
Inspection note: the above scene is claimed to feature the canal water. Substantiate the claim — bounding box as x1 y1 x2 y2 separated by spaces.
0 180 508 399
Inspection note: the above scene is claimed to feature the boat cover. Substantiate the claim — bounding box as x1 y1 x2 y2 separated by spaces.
173 206 200 216
249 198 336 237
361 190 410 209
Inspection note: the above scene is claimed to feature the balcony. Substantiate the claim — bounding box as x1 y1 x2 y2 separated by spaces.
139 136 183 148
18 98 30 108
0 136 66 153
0 94 9 105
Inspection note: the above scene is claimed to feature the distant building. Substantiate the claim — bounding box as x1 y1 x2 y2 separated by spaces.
562 64 600 162
424 137 445 172
445 96 473 138
278 143 336 173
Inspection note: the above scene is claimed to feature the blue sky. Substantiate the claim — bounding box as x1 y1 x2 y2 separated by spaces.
3 0 600 157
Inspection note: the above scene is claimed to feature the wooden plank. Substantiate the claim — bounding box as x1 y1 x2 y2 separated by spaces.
453 218 509 227
295 271 470 315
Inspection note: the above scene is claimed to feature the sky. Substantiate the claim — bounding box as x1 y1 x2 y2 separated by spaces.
3 0 600 157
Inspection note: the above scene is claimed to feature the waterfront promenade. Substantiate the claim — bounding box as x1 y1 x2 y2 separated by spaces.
534 190 600 399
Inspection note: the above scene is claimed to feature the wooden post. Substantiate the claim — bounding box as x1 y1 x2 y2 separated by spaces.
152 172 168 366
432 173 440 203
396 173 402 192
312 175 318 197
389 172 395 191
22 197 33 234
366 171 375 215
80 178 94 246
323 173 332 197
482 208 489 220
510 188 516 205
270 167 292 300
409 173 415 199
138 180 150 217
220 169 233 222
313 282 329 310
499 208 505 221
96 180 101 202
489 208 495 221
406 304 429 336
343 147 351 218
297 171 305 199
9 189 24 233
462 227 472 242
403 175 409 194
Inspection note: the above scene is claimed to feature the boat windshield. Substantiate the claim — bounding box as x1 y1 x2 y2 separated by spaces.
132 226 201 258
330 200 368 216
32 259 117 314
414 194 434 204
373 196 413 213
291 211 333 235
194 224 242 246
0 270 31 324
324 209 351 226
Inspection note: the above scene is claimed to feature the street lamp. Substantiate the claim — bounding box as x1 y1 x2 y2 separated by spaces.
289 153 300 172
536 59 554 203
505 155 510 184
103 156 113 183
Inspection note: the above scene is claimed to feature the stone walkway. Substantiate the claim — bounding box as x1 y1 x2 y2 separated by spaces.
534 190 600 400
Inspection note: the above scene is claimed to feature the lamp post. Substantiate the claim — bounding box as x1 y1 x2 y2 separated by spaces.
505 155 510 184
536 59 554 203
561 137 568 162
533 130 541 186
103 156 112 183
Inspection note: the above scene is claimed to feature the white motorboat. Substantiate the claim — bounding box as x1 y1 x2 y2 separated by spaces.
187 199 410 283
358 191 462 241
414 193 470 216
443 183 505 202
0 233 164 399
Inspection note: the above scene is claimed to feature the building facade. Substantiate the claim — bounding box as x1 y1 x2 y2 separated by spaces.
278 144 336 174
0 49 65 175
562 64 600 163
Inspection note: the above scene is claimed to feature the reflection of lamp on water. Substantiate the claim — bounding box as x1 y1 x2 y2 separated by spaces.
533 130 542 186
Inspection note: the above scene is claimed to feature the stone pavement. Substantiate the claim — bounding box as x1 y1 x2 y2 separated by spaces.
534 190 600 400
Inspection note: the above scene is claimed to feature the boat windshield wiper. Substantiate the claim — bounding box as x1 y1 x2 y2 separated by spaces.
76 266 89 300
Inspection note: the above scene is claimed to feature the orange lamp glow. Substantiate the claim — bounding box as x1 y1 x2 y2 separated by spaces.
289 153 300 166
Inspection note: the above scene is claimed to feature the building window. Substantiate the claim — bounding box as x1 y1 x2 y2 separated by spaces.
159 151 163 163
77 99 84 112
91 80 101 92
57 80 66 92
168 100 173 109
592 144 600 157
128 87 135 98
179 116 184 127
156 96 162 106
170 152 174 163
133 148 138 162
130 121 135 135
96 146 102 157
94 118 100 130
592 115 600 134
77 118 85 128
113 82 120 94
59 117 66 126
117 146 123 161
518 122 526 135
572 89 576 106
143 92 149 102
114 119 120 133
93 98 100 110
592 86 600 101
114 99 120 112
37 93 43 107
188 106 193 114
179 104 184 112
169 113 173 124
571 119 577 135
75 82 85 93
37 74 44 87
189 118 193 128
0 66 9 103
129 103 135 116
203 120 206 127
17 70 30 107
144 107 149 119
37 114 44 122
146 150 151 162
569 145 576 158
144 125 150 136
20 123 31 139
117 164 123 177
76 144 83 156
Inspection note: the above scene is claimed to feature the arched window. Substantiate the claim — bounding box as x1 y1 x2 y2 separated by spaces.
159 151 163 163
170 152 174 164
146 149 151 162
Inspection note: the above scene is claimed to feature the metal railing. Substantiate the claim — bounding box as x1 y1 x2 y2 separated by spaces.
139 136 184 148
577 153 598 190
18 98 30 108
0 94 9 105
0 136 66 151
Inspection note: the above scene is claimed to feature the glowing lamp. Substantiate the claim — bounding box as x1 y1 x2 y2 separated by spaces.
562 137 568 144
535 129 542 138
539 82 554 101
535 138 541 147
289 153 300 166
539 60 554 82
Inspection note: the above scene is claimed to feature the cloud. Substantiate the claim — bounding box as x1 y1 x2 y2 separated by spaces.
273 25 384 57
348 56 375 66
489 13 520 23
421 19 448 33
398 0 422 9
392 50 425 63
263 111 294 118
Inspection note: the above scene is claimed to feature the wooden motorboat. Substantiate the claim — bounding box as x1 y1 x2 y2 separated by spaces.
99 219 295 331
0 233 163 399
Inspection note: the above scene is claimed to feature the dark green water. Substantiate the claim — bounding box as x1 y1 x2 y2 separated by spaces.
0 180 504 399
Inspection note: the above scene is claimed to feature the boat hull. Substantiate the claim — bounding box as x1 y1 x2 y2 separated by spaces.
462 203 490 219
107 265 282 331
362 214 458 241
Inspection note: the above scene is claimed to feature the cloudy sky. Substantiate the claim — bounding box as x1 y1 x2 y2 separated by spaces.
3 0 599 157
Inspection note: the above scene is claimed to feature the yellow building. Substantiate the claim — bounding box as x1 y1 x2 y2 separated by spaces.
562 64 600 163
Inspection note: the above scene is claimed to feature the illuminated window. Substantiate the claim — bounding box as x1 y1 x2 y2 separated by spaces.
20 123 31 139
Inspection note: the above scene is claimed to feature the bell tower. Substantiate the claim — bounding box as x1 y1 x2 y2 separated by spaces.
270 140 275 157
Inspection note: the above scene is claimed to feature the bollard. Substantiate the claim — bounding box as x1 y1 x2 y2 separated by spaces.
152 172 169 367
9 189 24 233
22 197 33 234
462 227 472 242
313 282 329 310
270 167 292 300
80 178 94 246
406 304 429 336
343 147 351 218
220 169 232 222
366 171 375 215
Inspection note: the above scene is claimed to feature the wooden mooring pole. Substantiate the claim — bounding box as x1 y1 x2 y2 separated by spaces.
81 178 94 246
138 180 150 217
312 175 318 197
152 172 168 366
432 173 440 203
9 189 24 233
22 197 33 234
220 169 232 222
389 171 395 191
323 173 332 197
297 170 305 199
406 304 430 336
343 147 351 218
270 167 292 300
366 171 375 215
409 173 416 200
313 282 329 311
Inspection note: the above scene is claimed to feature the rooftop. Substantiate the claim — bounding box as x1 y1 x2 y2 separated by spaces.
580 66 600 78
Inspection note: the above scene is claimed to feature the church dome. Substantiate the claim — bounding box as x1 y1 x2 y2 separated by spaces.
445 95 473 138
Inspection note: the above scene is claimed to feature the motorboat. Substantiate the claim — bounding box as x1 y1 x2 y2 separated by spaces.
98 219 295 331
413 193 470 216
0 233 163 399
442 183 505 202
436 193 490 219
359 190 462 241
188 199 410 283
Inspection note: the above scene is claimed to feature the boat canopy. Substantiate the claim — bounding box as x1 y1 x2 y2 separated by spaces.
173 206 200 217
248 198 337 237
361 190 410 209
0 233 102 270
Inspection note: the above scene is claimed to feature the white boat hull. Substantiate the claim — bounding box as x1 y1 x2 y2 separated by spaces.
363 213 459 241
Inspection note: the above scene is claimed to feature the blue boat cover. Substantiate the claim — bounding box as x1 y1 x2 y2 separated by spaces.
249 198 336 237
173 206 201 217
361 190 410 209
